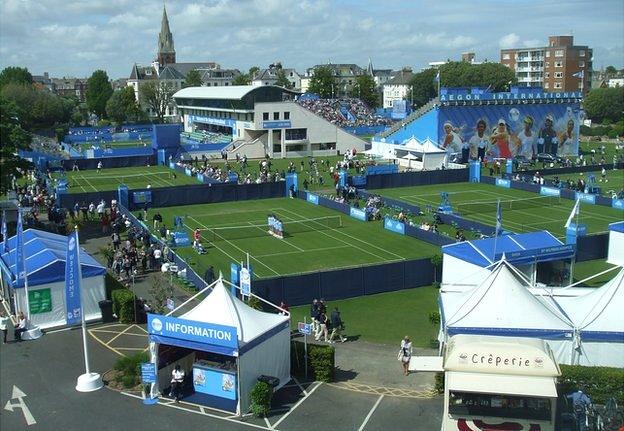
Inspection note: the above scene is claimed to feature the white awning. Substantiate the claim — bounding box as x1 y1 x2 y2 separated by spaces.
409 356 444 372
446 371 557 398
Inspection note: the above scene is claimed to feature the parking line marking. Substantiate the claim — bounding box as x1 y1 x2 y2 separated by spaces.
291 376 308 396
264 417 273 429
358 394 384 431
106 324 138 345
272 381 322 429
88 329 126 357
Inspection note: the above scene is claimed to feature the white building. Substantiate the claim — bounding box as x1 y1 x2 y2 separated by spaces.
252 63 301 90
382 68 414 108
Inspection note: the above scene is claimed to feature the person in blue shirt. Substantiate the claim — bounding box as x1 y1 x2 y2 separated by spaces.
567 389 592 431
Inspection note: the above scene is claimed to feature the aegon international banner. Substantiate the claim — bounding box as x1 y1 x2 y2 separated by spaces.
575 192 596 204
384 217 405 235
349 207 367 221
540 186 561 197
64 232 82 325
147 314 238 349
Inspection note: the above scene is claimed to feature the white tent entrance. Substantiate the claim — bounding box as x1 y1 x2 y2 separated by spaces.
146 278 290 415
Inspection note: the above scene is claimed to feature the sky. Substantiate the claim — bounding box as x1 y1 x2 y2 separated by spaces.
0 0 623 79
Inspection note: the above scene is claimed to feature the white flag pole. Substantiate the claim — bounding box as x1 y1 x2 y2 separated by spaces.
75 227 103 392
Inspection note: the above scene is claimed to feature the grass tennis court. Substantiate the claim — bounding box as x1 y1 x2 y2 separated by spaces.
54 166 199 193
145 198 439 280
373 182 623 238
542 169 623 196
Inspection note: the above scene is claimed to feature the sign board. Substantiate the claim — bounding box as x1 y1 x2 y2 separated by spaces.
384 217 406 235
613 199 624 210
141 363 157 384
147 313 238 349
192 366 237 400
166 298 175 311
28 288 52 314
540 186 561 197
262 120 291 129
133 191 152 204
494 244 575 263
172 231 190 247
495 178 511 188
349 207 367 222
306 193 319 205
240 266 251 297
575 191 596 205
298 322 312 335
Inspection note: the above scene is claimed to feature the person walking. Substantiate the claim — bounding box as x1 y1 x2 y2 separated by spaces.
0 311 9 344
329 307 347 343
315 311 329 342
398 336 412 376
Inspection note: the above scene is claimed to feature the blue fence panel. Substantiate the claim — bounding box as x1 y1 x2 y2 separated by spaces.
61 155 156 170
404 259 436 288
365 168 468 190
282 273 321 306
319 267 363 301
405 224 455 246
437 213 496 236
576 233 609 262
363 262 405 295
317 196 351 215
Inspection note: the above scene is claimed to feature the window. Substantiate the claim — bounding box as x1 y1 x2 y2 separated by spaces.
285 128 307 140
262 112 269 121
502 53 510 60
544 82 549 89
545 72 550 78
579 50 585 57
273 112 279 120
554 82 562 89
554 72 563 78
448 392 551 422
545 62 550 68
546 51 551 58
579 61 585 67
555 61 563 68
555 50 564 57
284 112 290 120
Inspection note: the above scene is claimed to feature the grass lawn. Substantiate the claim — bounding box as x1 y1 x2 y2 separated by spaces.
144 197 439 281
542 169 623 197
53 165 199 193
373 182 623 238
572 259 622 287
288 286 440 347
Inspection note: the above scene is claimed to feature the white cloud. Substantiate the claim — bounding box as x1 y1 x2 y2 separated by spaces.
499 33 520 49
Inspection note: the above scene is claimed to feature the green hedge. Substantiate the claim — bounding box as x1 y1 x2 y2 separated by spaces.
432 365 624 403
105 272 125 300
114 352 150 389
291 340 335 382
558 365 624 404
249 381 273 417
111 289 135 324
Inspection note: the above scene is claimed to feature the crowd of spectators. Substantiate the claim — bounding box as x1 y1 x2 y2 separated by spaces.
298 98 391 128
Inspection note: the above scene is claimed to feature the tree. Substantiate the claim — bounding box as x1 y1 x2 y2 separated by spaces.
0 96 33 194
248 66 260 80
184 69 203 88
232 73 251 85
0 66 33 89
148 273 173 314
85 70 113 119
140 81 176 123
605 65 617 75
1 83 74 129
583 87 624 123
71 103 90 126
308 66 335 98
408 68 437 107
275 70 292 89
352 74 378 107
470 62 517 91
106 86 141 124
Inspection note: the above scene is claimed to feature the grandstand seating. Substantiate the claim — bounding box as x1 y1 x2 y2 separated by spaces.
298 97 392 128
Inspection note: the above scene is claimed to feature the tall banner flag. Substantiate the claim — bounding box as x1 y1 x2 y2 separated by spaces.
14 209 26 288
434 71 440 82
495 200 502 237
564 199 581 229
572 71 584 79
1 210 8 254
64 231 82 326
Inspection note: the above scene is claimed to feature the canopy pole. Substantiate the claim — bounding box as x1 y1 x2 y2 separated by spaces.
561 265 620 290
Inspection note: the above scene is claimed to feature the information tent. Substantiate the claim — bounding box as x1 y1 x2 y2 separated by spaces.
146 277 290 415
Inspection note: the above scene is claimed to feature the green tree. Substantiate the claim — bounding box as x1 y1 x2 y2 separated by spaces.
0 96 33 194
470 62 517 91
71 103 90 126
85 70 113 119
1 83 74 129
605 65 617 75
408 68 437 107
106 86 141 124
583 87 624 123
275 70 292 89
233 73 251 85
352 74 378 107
248 66 260 80
184 69 203 88
0 66 33 89
140 81 176 123
308 66 335 98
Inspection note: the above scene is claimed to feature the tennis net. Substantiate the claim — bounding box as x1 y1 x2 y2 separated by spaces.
201 215 343 241
456 195 561 216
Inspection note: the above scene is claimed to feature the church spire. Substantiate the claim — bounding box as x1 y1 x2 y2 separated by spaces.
157 4 176 66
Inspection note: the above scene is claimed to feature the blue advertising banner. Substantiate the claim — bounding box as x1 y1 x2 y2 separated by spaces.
613 199 624 210
64 231 82 325
262 120 291 129
384 217 406 235
494 244 575 263
307 193 319 205
184 168 192 176
391 100 408 120
540 186 561 197
147 314 238 348
133 191 152 204
495 178 511 188
240 266 251 297
349 207 367 221
169 162 176 169
192 366 237 400
188 115 236 135
14 210 25 288
1 211 7 254
575 192 596 205
438 102 581 157
141 363 157 384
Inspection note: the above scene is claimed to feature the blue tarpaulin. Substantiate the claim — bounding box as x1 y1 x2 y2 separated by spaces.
442 231 572 267
0 229 106 288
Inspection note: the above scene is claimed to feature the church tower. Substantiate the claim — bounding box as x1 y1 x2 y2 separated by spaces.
157 5 176 66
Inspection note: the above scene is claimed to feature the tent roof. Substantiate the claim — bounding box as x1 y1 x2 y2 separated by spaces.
555 268 624 340
402 136 445 153
441 262 574 337
442 231 570 267
180 279 289 345
0 229 105 287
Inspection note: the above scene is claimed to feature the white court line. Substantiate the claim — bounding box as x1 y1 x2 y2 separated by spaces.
278 207 406 262
291 376 308 396
80 174 98 192
120 392 271 430
264 417 273 430
189 216 280 276
256 245 349 258
358 394 384 431
272 382 323 429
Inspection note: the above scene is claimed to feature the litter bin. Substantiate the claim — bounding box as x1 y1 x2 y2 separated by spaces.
99 300 114 323
257 375 280 391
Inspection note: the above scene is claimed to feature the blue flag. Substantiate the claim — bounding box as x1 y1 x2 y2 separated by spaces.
64 231 83 325
14 210 26 288
1 210 8 254
434 71 440 82
495 200 502 236
572 70 584 79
